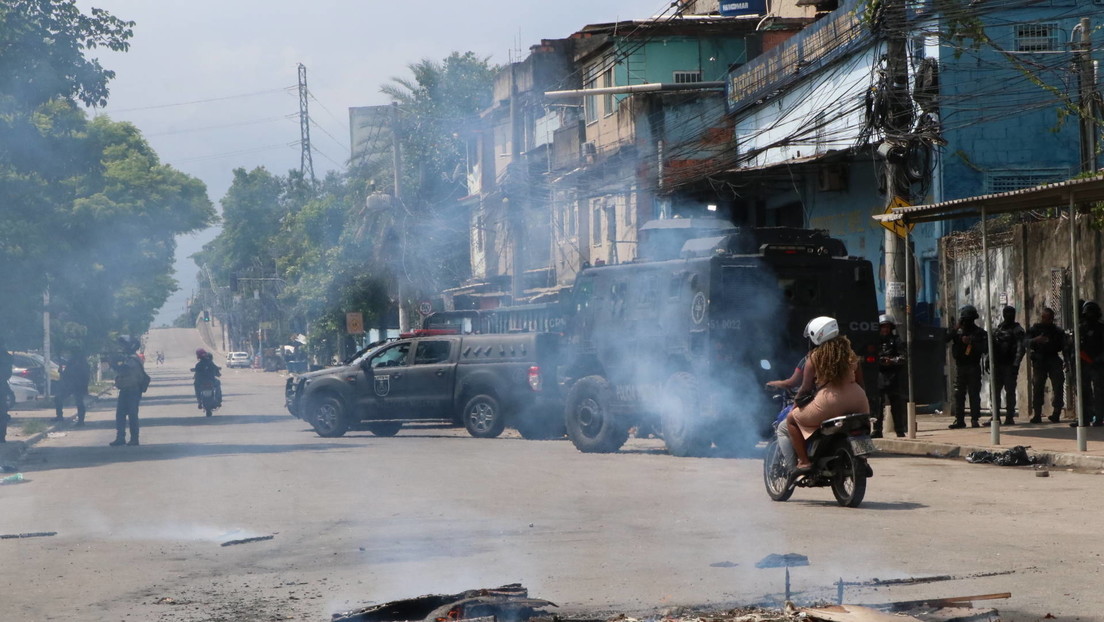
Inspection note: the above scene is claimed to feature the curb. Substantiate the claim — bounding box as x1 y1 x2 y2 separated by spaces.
0 387 115 466
873 437 1104 472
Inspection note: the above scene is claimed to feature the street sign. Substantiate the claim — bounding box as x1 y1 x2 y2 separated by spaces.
417 301 433 316
878 196 915 239
345 312 364 334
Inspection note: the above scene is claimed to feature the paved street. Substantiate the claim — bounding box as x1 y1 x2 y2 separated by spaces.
1 329 1102 621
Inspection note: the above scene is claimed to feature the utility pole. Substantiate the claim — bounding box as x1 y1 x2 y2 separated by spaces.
880 0 913 327
509 63 526 304
298 63 316 184
392 102 410 332
1075 17 1096 174
42 287 51 399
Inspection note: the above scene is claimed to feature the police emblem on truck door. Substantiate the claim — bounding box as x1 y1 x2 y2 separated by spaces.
374 375 390 397
691 291 707 325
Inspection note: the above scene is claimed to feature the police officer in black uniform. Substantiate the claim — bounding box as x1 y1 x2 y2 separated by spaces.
988 306 1025 426
947 304 988 429
1073 301 1104 427
873 315 906 438
109 336 147 446
1026 306 1066 423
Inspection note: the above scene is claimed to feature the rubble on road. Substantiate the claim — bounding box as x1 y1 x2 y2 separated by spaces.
332 584 556 622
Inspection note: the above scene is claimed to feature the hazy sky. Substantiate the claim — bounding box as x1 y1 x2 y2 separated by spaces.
75 0 666 325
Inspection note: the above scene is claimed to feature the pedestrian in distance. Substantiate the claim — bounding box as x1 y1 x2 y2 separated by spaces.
873 315 906 438
0 338 12 443
987 305 1025 426
109 335 150 446
1072 301 1104 427
946 304 988 429
155 351 164 366
1026 306 1066 423
55 348 90 425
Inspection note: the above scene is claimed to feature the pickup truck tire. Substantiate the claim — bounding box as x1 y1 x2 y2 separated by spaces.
310 395 349 438
462 394 506 438
514 406 567 440
365 421 403 437
661 371 711 458
565 375 629 453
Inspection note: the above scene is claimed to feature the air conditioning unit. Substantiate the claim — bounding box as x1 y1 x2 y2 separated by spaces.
581 142 597 159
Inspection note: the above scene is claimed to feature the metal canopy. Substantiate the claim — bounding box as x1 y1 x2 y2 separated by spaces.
875 173 1104 224
870 172 1104 452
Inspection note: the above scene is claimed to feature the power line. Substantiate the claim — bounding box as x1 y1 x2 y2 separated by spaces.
104 87 293 113
146 115 293 137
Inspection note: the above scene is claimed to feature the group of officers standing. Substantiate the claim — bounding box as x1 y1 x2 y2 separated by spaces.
873 301 1104 434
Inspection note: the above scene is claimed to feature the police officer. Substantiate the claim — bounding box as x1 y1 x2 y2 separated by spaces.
1026 307 1066 423
947 304 988 429
0 339 12 443
873 315 906 438
988 306 1025 426
55 348 90 425
1073 301 1104 427
109 336 148 446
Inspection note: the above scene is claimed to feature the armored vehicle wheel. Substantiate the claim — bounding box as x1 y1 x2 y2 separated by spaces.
514 407 566 440
830 446 867 508
712 426 759 458
365 421 402 437
463 394 506 438
660 372 711 458
310 395 349 438
565 375 629 453
762 438 794 502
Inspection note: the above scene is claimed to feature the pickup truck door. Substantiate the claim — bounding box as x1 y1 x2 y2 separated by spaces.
360 341 412 419
395 338 457 420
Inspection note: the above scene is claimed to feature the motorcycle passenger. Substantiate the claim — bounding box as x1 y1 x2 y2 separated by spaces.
873 315 906 438
785 317 870 474
946 304 988 429
192 348 222 409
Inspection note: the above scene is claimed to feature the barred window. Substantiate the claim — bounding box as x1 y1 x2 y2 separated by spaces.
673 70 703 84
1014 23 1058 52
985 169 1068 194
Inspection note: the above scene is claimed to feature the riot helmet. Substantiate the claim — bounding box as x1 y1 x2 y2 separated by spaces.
959 305 979 322
1082 300 1101 321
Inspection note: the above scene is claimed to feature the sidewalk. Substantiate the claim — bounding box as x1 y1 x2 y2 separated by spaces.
874 412 1104 472
0 387 112 466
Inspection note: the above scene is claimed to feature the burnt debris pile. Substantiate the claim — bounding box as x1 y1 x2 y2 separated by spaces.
332 584 556 622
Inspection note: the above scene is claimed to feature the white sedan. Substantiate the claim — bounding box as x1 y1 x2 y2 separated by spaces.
6 376 40 409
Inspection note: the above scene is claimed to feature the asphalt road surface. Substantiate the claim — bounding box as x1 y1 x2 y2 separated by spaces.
1 328 1102 621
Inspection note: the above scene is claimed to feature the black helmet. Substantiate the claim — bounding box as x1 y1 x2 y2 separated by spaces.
959 305 979 321
117 335 139 353
1083 301 1101 318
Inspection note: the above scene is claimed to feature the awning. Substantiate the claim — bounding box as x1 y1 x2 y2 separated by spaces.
876 173 1104 224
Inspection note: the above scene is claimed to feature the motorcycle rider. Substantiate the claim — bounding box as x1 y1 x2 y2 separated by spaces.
783 316 870 474
1073 301 1104 427
987 306 1025 426
191 348 222 410
946 304 988 429
1026 307 1065 423
873 315 906 438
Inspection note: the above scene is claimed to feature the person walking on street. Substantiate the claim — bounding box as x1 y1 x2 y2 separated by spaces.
1073 301 1104 427
873 315 906 438
988 306 1026 426
947 304 988 429
55 348 90 425
109 336 149 446
0 339 12 443
1026 307 1066 423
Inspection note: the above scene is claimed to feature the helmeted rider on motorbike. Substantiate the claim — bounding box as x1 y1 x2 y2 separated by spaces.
191 348 223 409
778 316 870 475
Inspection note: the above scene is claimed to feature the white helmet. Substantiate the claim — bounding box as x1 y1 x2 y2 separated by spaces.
804 316 839 346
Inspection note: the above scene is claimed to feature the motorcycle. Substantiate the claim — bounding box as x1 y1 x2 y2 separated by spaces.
196 378 220 417
762 391 875 508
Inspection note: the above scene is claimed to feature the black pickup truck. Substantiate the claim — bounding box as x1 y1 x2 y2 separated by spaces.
285 331 564 439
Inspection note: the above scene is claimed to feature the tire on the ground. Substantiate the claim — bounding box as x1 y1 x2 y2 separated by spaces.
762 438 795 502
365 421 403 437
310 394 349 438
462 393 506 438
514 405 566 440
564 375 629 453
660 371 711 458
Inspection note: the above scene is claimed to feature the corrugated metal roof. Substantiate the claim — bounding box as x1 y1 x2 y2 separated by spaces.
876 173 1104 224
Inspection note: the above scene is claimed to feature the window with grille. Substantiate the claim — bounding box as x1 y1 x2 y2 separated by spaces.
592 203 603 246
985 170 1068 194
602 67 614 117
1014 23 1058 52
673 70 703 84
584 65 599 124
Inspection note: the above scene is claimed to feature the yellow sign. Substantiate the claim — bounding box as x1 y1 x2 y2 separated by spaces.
878 196 914 239
345 312 364 335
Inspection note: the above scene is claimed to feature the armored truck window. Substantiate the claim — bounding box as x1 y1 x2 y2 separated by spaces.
371 343 410 368
778 278 820 305
413 341 451 365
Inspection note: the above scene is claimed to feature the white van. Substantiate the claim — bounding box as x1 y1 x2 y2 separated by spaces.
225 352 251 368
